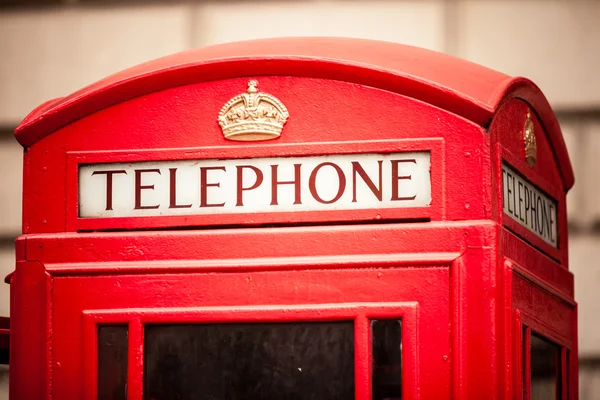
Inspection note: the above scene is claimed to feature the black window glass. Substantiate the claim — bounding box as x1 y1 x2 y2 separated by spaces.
530 333 560 400
0 0 61 7
98 325 128 400
372 319 402 400
143 321 355 400
566 349 570 397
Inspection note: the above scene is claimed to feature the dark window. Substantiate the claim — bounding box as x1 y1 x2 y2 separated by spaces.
143 321 355 400
523 326 528 398
372 319 402 400
98 325 128 400
565 349 570 398
0 0 61 8
530 333 560 400
0 317 9 365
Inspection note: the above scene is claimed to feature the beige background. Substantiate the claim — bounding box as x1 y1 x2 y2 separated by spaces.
0 0 599 397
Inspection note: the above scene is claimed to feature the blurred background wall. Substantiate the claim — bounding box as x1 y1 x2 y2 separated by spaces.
0 0 598 397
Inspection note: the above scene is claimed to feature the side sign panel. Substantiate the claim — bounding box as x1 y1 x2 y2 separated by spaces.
502 162 558 247
79 152 431 218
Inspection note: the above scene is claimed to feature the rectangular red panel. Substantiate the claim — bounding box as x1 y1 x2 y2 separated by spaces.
52 266 450 400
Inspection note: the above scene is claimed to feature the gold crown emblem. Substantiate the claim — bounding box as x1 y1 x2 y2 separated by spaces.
218 80 289 141
523 111 537 166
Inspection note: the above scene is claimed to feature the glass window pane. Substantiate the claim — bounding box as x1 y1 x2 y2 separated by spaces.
98 325 128 400
372 319 402 400
566 349 570 398
530 333 560 400
143 321 355 400
523 325 528 399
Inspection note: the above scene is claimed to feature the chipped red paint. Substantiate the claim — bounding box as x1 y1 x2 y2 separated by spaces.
8 38 576 399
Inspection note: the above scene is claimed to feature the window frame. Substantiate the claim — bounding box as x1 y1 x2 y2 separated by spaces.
516 310 572 400
83 302 418 400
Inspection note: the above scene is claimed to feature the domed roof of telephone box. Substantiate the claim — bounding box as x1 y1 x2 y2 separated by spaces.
14 36 573 189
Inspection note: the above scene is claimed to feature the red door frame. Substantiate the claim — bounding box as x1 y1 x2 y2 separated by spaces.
508 258 576 400
10 220 502 399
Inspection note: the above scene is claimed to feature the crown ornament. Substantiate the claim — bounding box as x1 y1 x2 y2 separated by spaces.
218 80 290 141
523 110 537 166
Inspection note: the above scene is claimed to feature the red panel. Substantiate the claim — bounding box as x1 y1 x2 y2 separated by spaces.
15 37 508 145
492 100 562 190
14 221 504 399
503 230 573 299
491 99 569 265
451 246 503 399
23 77 489 233
23 222 493 265
511 268 577 400
512 269 575 348
9 261 50 400
54 267 450 400
495 79 573 190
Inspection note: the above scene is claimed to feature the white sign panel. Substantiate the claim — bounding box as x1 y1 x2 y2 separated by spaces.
79 152 431 218
502 163 557 247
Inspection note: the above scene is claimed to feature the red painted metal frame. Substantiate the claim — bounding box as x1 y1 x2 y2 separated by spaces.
66 138 444 231
518 317 572 400
21 222 477 265
490 98 576 398
82 303 419 400
11 221 492 399
507 257 576 400
490 99 568 264
8 261 51 400
52 263 450 399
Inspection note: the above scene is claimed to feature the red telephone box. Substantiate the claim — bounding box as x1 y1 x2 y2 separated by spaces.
7 37 576 399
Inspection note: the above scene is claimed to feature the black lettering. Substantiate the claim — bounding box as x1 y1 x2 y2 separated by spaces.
92 170 127 211
506 171 513 214
236 165 264 207
549 203 556 243
524 186 530 226
352 161 383 202
536 196 544 235
309 162 346 204
511 174 518 217
169 168 192 209
541 200 551 239
502 169 506 210
517 181 525 222
200 166 226 208
390 159 417 201
271 164 302 206
530 192 537 232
